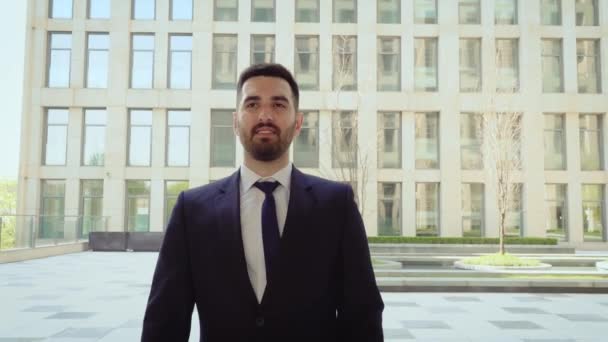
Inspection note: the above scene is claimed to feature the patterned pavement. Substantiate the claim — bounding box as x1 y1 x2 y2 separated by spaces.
1 252 607 341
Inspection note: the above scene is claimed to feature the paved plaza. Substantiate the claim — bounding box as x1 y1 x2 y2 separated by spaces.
1 252 607 342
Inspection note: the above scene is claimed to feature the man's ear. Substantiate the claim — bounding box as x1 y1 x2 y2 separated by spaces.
294 112 304 135
233 111 239 136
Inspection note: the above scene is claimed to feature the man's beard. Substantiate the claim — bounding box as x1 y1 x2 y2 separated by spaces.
239 121 296 162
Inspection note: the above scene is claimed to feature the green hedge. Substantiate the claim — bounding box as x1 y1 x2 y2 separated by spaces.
367 236 558 245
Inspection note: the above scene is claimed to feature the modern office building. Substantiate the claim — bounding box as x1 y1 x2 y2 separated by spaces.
16 0 608 247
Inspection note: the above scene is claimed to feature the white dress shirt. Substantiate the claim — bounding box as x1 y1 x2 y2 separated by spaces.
239 162 292 303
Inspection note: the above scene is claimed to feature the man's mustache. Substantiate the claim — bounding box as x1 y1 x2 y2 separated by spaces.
251 123 280 136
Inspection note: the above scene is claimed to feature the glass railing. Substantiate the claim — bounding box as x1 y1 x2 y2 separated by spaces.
0 215 109 251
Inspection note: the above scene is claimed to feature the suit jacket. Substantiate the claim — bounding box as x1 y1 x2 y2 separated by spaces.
141 167 384 342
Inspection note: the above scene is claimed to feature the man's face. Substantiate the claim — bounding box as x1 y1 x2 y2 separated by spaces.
234 76 303 162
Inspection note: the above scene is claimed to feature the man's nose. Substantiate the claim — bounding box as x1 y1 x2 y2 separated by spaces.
257 106 274 122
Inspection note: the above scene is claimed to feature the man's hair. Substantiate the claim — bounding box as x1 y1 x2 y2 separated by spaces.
236 63 300 111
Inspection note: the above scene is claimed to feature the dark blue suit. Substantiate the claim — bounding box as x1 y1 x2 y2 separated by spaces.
141 167 384 341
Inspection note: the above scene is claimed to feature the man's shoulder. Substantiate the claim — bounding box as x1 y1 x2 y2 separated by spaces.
297 170 351 194
180 175 231 202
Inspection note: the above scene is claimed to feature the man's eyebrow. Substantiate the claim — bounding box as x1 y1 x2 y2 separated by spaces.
243 95 261 102
271 95 290 102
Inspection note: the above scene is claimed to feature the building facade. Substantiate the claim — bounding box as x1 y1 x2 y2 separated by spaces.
17 0 608 246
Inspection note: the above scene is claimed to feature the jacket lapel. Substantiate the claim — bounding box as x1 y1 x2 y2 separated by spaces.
215 169 259 309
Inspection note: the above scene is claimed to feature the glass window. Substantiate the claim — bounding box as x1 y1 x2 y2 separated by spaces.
165 181 189 227
47 32 72 88
459 38 481 92
378 183 402 236
86 33 109 88
577 39 602 93
460 113 483 169
214 0 238 21
544 114 566 170
251 0 275 22
414 37 438 91
251 35 275 64
167 110 190 166
212 34 237 89
377 0 400 24
126 180 151 232
88 0 111 19
295 0 319 22
415 112 439 169
80 180 103 238
542 39 563 93
416 183 439 236
462 183 484 237
414 0 437 24
496 38 519 92
545 184 567 241
210 110 236 167
495 0 517 25
576 0 598 26
459 0 480 24
541 0 561 25
293 111 319 168
295 36 319 90
377 37 400 91
169 34 192 89
332 111 357 168
40 180 66 239
333 36 357 90
133 0 155 19
50 0 72 19
378 112 401 168
171 0 192 20
582 184 605 241
333 0 357 23
579 114 603 171
130 34 155 89
43 108 69 166
82 109 106 166
128 109 152 166
505 184 523 237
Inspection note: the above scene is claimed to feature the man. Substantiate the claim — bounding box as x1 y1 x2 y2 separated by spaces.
142 63 384 341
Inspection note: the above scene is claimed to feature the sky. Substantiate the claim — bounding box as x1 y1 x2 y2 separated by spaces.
0 1 27 179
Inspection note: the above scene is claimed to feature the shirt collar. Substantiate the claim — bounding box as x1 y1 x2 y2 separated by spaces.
240 162 292 193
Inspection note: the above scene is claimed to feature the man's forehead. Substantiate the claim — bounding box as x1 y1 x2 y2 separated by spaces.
241 76 293 98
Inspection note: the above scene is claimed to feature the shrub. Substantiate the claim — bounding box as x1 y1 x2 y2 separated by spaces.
367 236 557 245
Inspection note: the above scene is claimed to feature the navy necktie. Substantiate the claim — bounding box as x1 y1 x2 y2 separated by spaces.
254 181 281 282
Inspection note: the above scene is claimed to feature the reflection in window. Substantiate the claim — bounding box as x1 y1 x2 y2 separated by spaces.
542 39 563 93
495 0 517 25
251 35 275 65
543 114 566 170
126 180 151 232
214 0 238 21
171 0 192 20
540 0 561 25
575 0 598 26
332 111 357 168
505 184 523 237
211 110 236 167
80 180 103 238
133 0 155 20
130 34 155 89
333 36 357 90
582 184 605 241
579 114 603 171
44 108 69 166
333 0 356 23
377 37 400 91
496 38 519 92
545 184 567 241
47 32 72 88
460 38 481 92
40 180 66 239
164 181 189 227
459 0 480 24
293 111 319 168
86 33 109 88
577 39 602 93
462 183 484 237
416 183 439 236
167 110 191 166
88 0 110 19
83 109 106 166
460 113 483 169
378 183 402 236
378 112 401 169
169 35 192 89
128 109 152 166
50 0 72 19
377 0 400 24
251 0 275 22
414 0 437 24
415 112 439 169
295 36 319 90
213 35 237 89
414 38 438 91
295 0 319 22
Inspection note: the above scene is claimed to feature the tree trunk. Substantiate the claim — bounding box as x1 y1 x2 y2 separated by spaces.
499 212 505 255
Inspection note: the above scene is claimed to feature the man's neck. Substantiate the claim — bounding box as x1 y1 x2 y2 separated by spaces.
243 153 290 178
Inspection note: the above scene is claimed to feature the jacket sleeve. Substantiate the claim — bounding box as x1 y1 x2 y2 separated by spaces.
336 185 384 342
141 192 195 341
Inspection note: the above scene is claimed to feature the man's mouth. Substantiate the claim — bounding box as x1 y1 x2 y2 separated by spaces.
254 127 278 135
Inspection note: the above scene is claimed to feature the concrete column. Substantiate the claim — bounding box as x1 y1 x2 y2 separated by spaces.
566 112 584 243
402 111 416 236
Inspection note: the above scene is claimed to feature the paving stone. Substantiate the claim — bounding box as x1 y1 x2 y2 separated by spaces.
51 328 113 339
401 320 451 329
383 301 419 307
382 328 414 339
45 312 97 320
427 306 468 314
22 306 67 313
557 314 608 322
444 296 481 302
502 307 549 314
490 320 544 330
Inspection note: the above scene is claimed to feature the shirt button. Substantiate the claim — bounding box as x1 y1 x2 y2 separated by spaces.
255 316 265 327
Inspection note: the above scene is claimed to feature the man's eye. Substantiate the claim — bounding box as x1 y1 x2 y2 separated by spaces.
274 103 286 108
246 102 257 108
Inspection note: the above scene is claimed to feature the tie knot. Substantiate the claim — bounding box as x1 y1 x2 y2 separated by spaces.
254 181 280 196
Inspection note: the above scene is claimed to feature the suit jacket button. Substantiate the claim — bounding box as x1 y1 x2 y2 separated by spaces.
255 316 265 327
